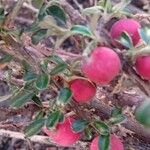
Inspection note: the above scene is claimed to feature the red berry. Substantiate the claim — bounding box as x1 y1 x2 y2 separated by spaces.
110 18 141 46
135 55 150 80
69 78 96 103
43 117 81 147
90 134 124 150
82 47 121 85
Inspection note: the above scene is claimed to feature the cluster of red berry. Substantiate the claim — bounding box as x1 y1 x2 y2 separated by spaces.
43 18 148 149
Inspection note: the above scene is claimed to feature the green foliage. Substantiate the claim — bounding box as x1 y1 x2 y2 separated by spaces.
139 27 150 46
25 118 45 137
98 134 110 150
56 87 72 106
72 119 88 132
0 54 12 63
93 121 110 135
135 100 150 127
32 95 43 107
118 32 133 48
35 74 49 90
31 29 47 45
70 25 94 38
110 107 126 125
32 0 44 9
10 89 34 108
46 5 66 26
50 63 68 75
46 110 62 129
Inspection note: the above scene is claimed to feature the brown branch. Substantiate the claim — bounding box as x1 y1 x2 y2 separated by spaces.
91 99 150 142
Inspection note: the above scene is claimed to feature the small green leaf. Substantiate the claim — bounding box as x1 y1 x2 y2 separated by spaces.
25 118 45 137
35 74 49 90
70 25 93 38
38 4 47 20
139 27 150 46
109 115 126 125
32 0 44 9
23 72 37 81
47 55 66 64
22 60 31 73
46 110 61 128
93 121 110 135
32 95 43 107
135 100 150 127
46 5 66 26
58 113 65 123
0 8 5 24
31 29 47 45
118 32 133 48
10 90 34 108
50 63 68 76
56 87 72 106
83 6 104 15
99 0 112 12
111 107 122 117
98 134 110 150
72 119 88 132
84 127 93 140
35 111 45 120
0 54 12 63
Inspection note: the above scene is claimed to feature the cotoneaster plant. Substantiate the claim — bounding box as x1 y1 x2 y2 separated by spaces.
69 78 96 103
90 134 124 150
82 47 121 85
43 117 81 147
110 18 141 46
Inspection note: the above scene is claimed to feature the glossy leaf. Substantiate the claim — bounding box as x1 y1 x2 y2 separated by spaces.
0 8 5 23
10 90 34 108
84 127 93 140
38 4 47 20
46 5 66 26
118 32 133 48
99 0 112 12
70 25 93 38
135 100 150 127
32 0 44 9
35 74 49 90
56 87 72 106
25 118 45 137
47 55 66 64
72 119 88 132
32 95 43 107
22 60 31 73
46 110 61 128
34 111 45 120
98 134 110 150
109 115 126 125
93 121 110 135
50 63 68 76
23 72 37 81
31 29 47 45
58 112 65 123
139 27 150 45
111 107 122 117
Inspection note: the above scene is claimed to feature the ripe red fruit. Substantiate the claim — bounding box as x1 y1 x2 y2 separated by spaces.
69 78 96 103
110 18 141 46
43 117 80 147
135 55 150 80
90 134 124 150
82 47 121 85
